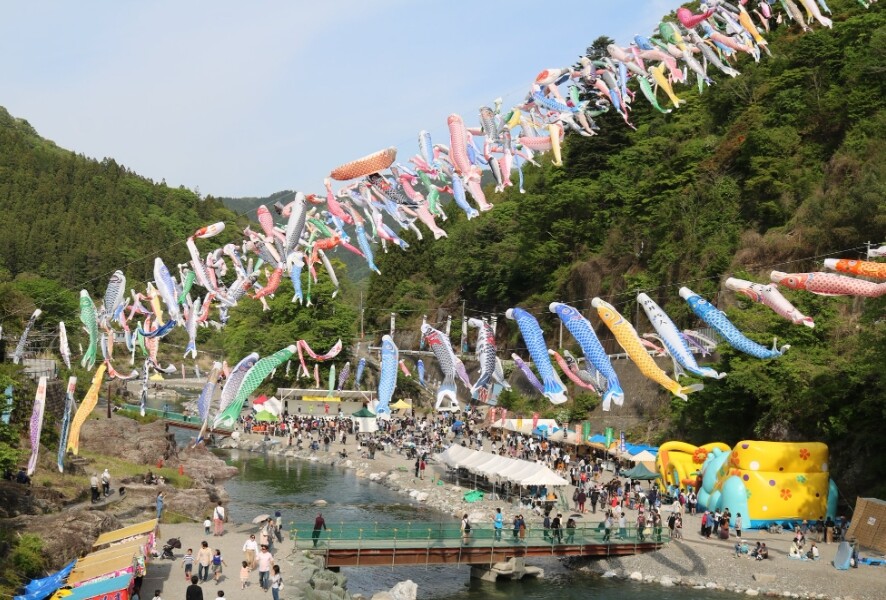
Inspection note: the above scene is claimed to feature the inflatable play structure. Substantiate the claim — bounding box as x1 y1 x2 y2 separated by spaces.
657 440 838 529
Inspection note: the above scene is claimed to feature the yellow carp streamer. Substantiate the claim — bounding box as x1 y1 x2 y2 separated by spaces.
592 297 702 400
66 364 106 455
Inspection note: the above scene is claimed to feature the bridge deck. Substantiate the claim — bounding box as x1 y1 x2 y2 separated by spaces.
121 404 234 436
288 521 666 567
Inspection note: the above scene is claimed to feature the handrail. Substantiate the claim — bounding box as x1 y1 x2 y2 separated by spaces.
286 520 666 549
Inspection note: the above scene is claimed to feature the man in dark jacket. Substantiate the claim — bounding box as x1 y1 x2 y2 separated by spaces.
186 575 203 600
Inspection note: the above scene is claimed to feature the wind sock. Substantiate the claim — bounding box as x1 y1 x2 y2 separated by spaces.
1 385 10 426
12 309 42 365
216 353 259 421
398 359 411 377
593 298 703 401
68 364 107 455
313 364 320 389
468 318 510 396
417 359 426 387
57 376 76 472
637 293 726 379
725 278 814 328
139 360 150 417
680 287 789 359
337 361 351 391
299 339 344 361
26 376 47 476
549 349 598 391
770 271 886 298
355 358 366 389
58 321 71 370
218 346 296 427
506 308 567 404
550 302 624 410
823 258 886 281
195 362 222 447
511 353 545 395
79 291 99 370
377 335 398 416
327 365 336 397
421 324 461 411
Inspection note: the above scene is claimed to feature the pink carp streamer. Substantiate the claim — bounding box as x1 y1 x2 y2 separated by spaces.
770 271 886 298
27 376 47 476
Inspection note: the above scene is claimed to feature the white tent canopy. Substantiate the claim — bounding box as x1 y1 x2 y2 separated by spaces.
435 445 568 487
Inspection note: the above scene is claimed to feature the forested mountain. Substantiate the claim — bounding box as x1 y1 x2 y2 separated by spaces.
0 108 245 290
367 2 886 498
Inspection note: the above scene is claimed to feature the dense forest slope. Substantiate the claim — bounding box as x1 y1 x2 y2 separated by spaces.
367 2 886 498
0 108 243 292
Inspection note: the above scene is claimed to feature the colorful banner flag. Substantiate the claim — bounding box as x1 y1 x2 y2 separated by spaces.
620 431 627 454
57 376 77 473
531 412 539 431
27 376 47 476
604 426 614 449
582 421 591 442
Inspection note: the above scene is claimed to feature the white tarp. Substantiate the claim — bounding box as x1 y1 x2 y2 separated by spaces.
435 445 567 486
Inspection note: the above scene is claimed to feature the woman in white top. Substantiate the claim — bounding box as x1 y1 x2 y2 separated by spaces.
270 564 283 600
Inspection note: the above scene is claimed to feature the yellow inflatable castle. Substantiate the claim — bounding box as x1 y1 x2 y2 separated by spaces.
656 440 838 528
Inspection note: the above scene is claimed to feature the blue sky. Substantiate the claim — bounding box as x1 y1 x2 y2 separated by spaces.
1 1 672 198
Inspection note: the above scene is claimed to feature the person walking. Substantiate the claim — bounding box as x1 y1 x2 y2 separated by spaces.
312 513 327 547
493 508 503 542
602 513 613 542
270 565 283 600
242 534 258 570
182 548 194 581
460 513 472 544
256 545 274 591
735 513 743 539
419 457 426 480
155 492 164 521
196 542 212 582
577 488 587 513
212 503 226 536
211 550 226 584
90 473 100 504
565 517 576 544
101 469 111 497
239 561 250 590
551 513 563 544
185 575 203 600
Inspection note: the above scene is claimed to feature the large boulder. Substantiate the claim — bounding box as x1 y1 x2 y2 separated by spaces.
11 509 121 569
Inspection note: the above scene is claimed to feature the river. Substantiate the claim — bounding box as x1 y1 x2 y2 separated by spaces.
210 447 738 600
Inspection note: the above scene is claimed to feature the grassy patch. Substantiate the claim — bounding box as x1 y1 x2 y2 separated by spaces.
79 451 193 489
116 408 159 424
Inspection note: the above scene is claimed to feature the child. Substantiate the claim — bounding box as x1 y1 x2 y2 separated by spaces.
204 516 212 535
211 549 227 583
152 590 162 600
240 561 250 589
182 549 194 581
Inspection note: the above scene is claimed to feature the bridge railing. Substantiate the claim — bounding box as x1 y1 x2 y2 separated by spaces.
287 520 667 549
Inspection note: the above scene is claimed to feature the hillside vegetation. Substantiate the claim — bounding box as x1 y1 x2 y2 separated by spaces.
366 1 886 498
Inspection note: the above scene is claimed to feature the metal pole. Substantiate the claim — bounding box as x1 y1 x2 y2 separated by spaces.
360 292 365 339
106 380 112 419
558 320 563 350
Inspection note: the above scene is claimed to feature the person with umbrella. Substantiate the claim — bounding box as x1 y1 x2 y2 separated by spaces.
312 512 327 547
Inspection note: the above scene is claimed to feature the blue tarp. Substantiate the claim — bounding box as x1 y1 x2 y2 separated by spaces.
64 573 133 600
14 561 76 600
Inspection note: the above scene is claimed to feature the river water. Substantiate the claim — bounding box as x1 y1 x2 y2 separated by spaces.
211 448 737 600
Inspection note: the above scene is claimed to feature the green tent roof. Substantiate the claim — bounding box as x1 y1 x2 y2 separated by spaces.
352 407 376 417
622 463 660 480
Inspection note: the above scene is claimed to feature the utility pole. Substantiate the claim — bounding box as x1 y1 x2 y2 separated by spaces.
558 320 563 350
360 292 364 339
106 379 112 419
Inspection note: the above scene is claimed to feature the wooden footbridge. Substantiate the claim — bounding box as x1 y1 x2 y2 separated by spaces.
288 521 665 569
121 403 234 437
